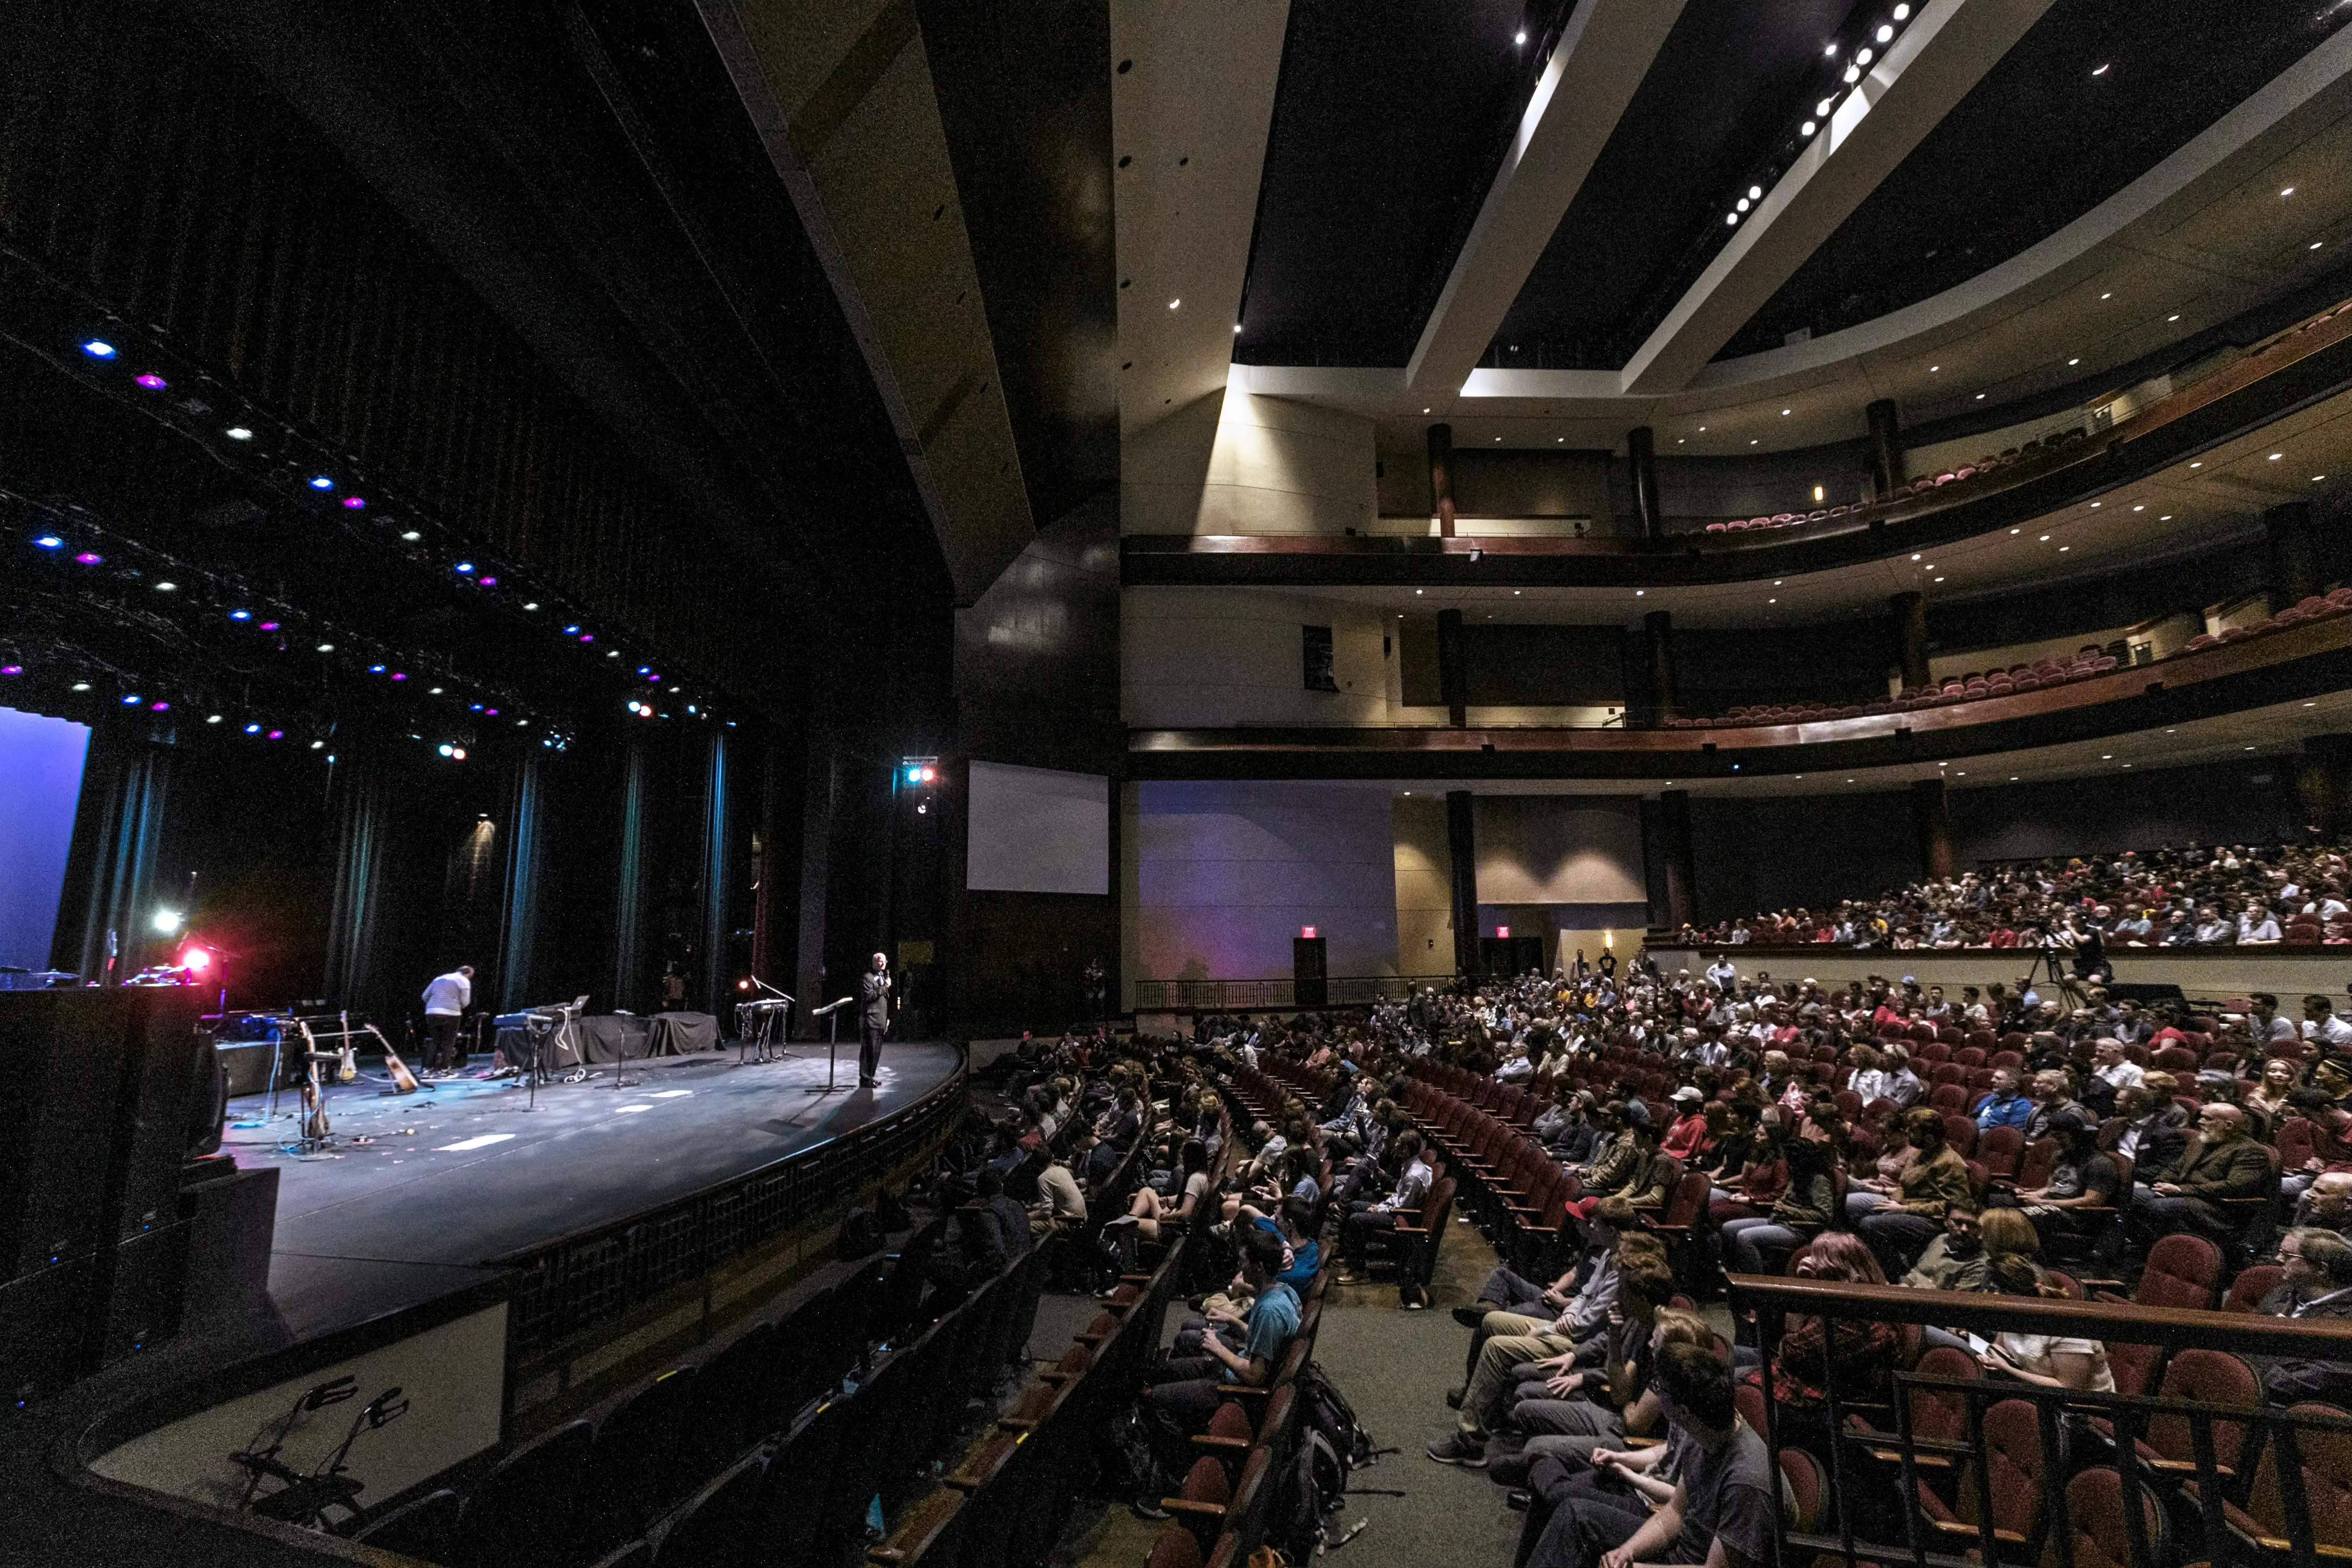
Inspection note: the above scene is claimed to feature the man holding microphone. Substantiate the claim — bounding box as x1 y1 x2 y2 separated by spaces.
858 951 893 1088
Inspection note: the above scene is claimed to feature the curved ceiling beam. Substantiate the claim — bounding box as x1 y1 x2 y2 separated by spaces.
1621 0 2056 396
1404 0 1688 398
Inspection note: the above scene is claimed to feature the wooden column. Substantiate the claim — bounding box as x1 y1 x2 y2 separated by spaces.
1911 777 1955 881
1446 789 1478 979
1428 423 1456 538
1891 591 1930 691
1628 425 1663 539
1867 398 1903 499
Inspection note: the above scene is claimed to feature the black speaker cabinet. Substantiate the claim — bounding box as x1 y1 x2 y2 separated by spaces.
90 1219 190 1370
0 1252 96 1403
0 989 209 1281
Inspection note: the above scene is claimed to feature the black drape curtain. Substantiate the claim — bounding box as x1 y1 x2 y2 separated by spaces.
323 754 389 1014
612 741 648 1013
497 756 543 1012
700 731 729 1013
57 722 174 985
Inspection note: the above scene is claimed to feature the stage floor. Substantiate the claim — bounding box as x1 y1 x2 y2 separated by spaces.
220 1042 961 1342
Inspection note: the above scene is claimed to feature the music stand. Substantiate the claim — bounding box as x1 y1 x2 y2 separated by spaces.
805 997 855 1095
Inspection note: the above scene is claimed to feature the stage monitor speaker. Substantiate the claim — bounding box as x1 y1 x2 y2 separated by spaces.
180 1166 276 1329
0 1253 96 1403
213 1039 275 1098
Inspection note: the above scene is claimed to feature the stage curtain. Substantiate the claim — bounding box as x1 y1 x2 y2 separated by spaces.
497 757 543 1012
66 724 172 986
612 742 647 1014
323 756 388 1012
700 731 729 1013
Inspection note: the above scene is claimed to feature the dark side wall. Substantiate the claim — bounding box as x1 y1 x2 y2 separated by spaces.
948 495 1123 1036
1682 755 2300 922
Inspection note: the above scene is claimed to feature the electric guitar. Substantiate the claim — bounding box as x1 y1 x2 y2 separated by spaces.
337 1043 358 1085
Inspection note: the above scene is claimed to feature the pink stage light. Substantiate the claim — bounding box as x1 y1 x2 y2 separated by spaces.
0 665 19 676
134 373 167 390
342 496 366 509
180 946 213 973
75 551 102 565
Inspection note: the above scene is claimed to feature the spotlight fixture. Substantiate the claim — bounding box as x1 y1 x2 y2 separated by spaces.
2091 62 2109 76
72 682 91 693
229 609 250 620
1816 97 1834 117
1514 29 1526 43
454 561 474 573
225 425 252 441
1892 4 1909 16
0 665 18 676
400 530 421 542
316 642 334 653
1167 298 1180 310
342 495 365 510
523 602 539 610
308 476 333 490
1855 48 1873 65
151 908 184 935
134 373 167 390
1801 121 1817 136
1875 23 1894 41
1748 186 1763 201
33 535 61 548
75 551 102 565
245 722 261 733
82 340 116 358
154 581 176 592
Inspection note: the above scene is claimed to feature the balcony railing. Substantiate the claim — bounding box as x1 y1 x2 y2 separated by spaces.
1131 975 1455 1012
1731 1273 2352 1568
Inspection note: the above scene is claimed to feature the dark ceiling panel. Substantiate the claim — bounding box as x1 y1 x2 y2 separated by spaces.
918 0 1119 535
1232 0 1569 367
1485 0 1862 371
1723 0 2350 359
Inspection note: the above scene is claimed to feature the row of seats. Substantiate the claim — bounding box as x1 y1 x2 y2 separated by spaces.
866 1101 1239 1567
1666 584 2352 728
1699 429 2086 536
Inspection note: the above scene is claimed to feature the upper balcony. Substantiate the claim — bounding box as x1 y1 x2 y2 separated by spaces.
1124 290 2352 591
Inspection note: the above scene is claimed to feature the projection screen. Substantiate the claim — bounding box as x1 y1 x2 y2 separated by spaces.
966 761 1110 895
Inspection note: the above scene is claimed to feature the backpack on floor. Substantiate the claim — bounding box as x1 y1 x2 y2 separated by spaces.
1294 1359 1375 1470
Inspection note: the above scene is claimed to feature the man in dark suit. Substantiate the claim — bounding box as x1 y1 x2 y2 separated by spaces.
858 951 892 1088
2255 1228 2352 1404
2124 1102 2274 1249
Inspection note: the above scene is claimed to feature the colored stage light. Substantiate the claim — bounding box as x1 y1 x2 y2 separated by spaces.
122 694 140 705
454 561 474 573
438 743 454 757
268 730 283 740
483 708 498 717
389 672 407 682
151 701 168 711
581 635 595 643
83 340 116 358
179 946 213 973
449 746 465 760
33 536 61 548
0 665 19 676
370 664 385 673
75 551 102 564
225 426 252 441
229 609 251 620
921 767 936 782
563 625 580 635
152 908 184 935
478 576 496 587
259 621 278 631
134 373 167 390
343 495 365 510
907 766 921 782
737 978 751 991
309 476 334 490
245 723 261 733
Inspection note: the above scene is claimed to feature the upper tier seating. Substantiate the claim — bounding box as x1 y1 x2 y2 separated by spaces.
1663 587 2352 730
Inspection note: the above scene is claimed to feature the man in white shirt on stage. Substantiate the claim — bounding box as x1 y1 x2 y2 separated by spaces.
422 964 474 1075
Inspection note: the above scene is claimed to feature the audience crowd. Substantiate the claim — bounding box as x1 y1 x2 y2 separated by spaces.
1675 840 2352 951
1149 940 2352 1568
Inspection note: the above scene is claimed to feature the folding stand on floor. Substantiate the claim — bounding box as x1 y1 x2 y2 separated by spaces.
805 997 855 1096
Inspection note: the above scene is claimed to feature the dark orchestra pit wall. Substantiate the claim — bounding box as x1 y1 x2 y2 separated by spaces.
1677 753 2301 925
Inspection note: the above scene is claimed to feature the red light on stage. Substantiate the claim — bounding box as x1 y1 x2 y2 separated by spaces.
1300 926 1317 939
179 946 214 974
1496 926 1510 938
737 978 752 991
920 767 936 782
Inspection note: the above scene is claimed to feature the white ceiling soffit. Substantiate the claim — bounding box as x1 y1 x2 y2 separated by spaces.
1404 0 1689 397
1112 0 1290 440
1620 0 2058 396
693 0 1035 603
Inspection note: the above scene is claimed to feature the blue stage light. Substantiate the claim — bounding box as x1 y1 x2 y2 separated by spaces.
33 536 62 548
82 340 116 358
563 625 580 635
907 766 923 783
245 723 261 734
454 561 474 573
308 475 334 490
229 609 251 621
122 694 140 705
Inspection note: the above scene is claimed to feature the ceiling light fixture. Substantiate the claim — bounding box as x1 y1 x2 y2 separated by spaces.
2091 62 2109 76
1801 120 1817 136
1167 298 1180 310
1515 29 1527 43
2282 187 2296 197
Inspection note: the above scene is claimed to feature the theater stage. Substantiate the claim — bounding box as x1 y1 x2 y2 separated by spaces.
219 1041 962 1343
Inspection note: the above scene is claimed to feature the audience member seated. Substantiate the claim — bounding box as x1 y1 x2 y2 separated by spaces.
1978 1253 2114 1391
1333 1130 1432 1281
1137 1226 1298 1510
1856 1108 1975 1277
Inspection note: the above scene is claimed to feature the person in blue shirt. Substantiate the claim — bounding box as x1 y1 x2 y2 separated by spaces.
1975 1068 2035 1132
1138 1227 1299 1515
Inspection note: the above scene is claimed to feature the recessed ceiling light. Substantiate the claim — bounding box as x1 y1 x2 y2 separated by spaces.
1780 408 1791 416
2247 746 2258 752
1677 437 1686 444
2316 476 2328 483
1911 552 1921 560
2009 776 2019 781
2270 453 2285 460
2089 501 2101 509
1557 436 1564 442
2282 187 2296 197
2091 63 2109 76
1635 590 1644 596
1698 425 1707 432
2100 292 2111 301
2168 314 2180 322
2159 514 2172 520
2059 545 2070 551
1773 579 1783 585
1768 598 1777 604
401 529 421 540
1423 408 1431 414
225 425 252 441
1934 577 1945 582
1876 23 1895 41
1801 120 1817 136
1928 365 1939 373
1974 393 1985 399
1749 438 1758 444
1168 298 1180 309
2308 701 2320 708
1513 589 1520 594
2039 534 2050 541
2101 754 2112 760
2068 358 2080 366
2314 242 2326 251
1824 41 1838 56
1515 29 1527 43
